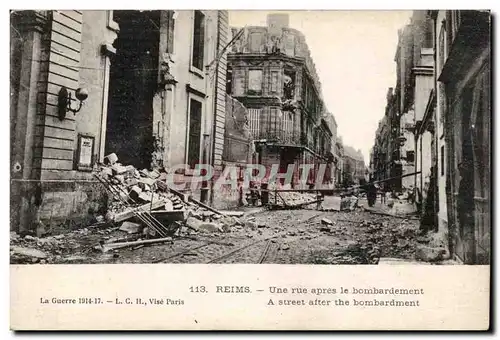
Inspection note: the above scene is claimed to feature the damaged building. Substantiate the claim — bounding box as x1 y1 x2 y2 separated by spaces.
226 13 337 188
370 10 491 264
10 10 230 233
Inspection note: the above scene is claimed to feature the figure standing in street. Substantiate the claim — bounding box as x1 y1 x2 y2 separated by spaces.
366 179 377 207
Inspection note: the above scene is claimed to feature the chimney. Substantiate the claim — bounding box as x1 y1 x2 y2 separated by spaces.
267 13 289 36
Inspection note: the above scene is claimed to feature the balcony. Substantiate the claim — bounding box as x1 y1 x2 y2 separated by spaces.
248 108 302 145
264 128 302 145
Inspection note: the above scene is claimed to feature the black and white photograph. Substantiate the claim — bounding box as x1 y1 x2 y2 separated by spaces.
9 9 491 266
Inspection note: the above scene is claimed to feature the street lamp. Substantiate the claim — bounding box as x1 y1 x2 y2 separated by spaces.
57 86 88 120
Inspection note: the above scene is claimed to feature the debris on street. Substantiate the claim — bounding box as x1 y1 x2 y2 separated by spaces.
9 152 455 266
268 191 320 209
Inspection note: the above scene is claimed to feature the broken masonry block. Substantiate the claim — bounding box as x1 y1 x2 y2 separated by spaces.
125 178 138 187
138 192 153 202
112 200 166 223
100 167 113 179
164 199 174 211
321 218 334 226
244 221 258 230
156 180 168 191
415 244 447 262
185 216 203 231
119 221 142 234
114 175 125 183
105 211 115 222
129 185 142 201
138 177 156 187
124 165 136 177
104 153 118 165
203 211 215 218
111 164 128 175
148 169 160 179
198 222 223 233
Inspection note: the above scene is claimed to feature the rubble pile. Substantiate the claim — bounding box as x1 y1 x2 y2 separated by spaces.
9 226 116 264
354 219 419 259
340 195 359 211
268 191 318 208
95 153 244 244
97 153 182 220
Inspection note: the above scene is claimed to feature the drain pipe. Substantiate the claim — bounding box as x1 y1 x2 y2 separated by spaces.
200 64 211 204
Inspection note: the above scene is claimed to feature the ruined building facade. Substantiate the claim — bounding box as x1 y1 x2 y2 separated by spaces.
226 14 336 187
10 10 229 233
371 10 491 264
434 10 491 264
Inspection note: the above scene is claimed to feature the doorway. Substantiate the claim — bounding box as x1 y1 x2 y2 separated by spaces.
105 10 160 170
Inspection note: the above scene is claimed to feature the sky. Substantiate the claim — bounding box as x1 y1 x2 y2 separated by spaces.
228 10 412 164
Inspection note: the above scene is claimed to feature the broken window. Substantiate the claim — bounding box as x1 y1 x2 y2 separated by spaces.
192 10 205 71
188 99 203 169
247 69 263 95
226 66 233 95
406 150 415 163
283 69 295 100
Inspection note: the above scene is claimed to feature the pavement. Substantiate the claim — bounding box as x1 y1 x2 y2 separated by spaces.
11 206 428 265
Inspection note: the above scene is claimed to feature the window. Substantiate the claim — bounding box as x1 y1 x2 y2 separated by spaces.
166 11 176 54
247 69 263 95
192 10 205 71
441 146 445 176
406 151 415 163
188 98 203 169
283 69 295 100
423 18 434 48
226 66 233 95
248 108 261 138
270 71 279 93
249 32 263 52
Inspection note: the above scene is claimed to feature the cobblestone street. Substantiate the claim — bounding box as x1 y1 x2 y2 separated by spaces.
11 203 436 265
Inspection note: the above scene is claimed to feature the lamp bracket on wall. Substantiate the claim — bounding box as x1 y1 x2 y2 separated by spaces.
57 86 88 120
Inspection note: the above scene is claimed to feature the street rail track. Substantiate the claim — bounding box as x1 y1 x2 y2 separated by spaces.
150 211 325 264
207 211 324 264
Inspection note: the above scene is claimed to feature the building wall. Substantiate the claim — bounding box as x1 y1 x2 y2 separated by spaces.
227 14 332 183
164 10 221 168
434 10 448 230
438 10 490 264
10 11 115 233
10 10 228 232
416 130 433 193
413 62 434 194
213 11 229 172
